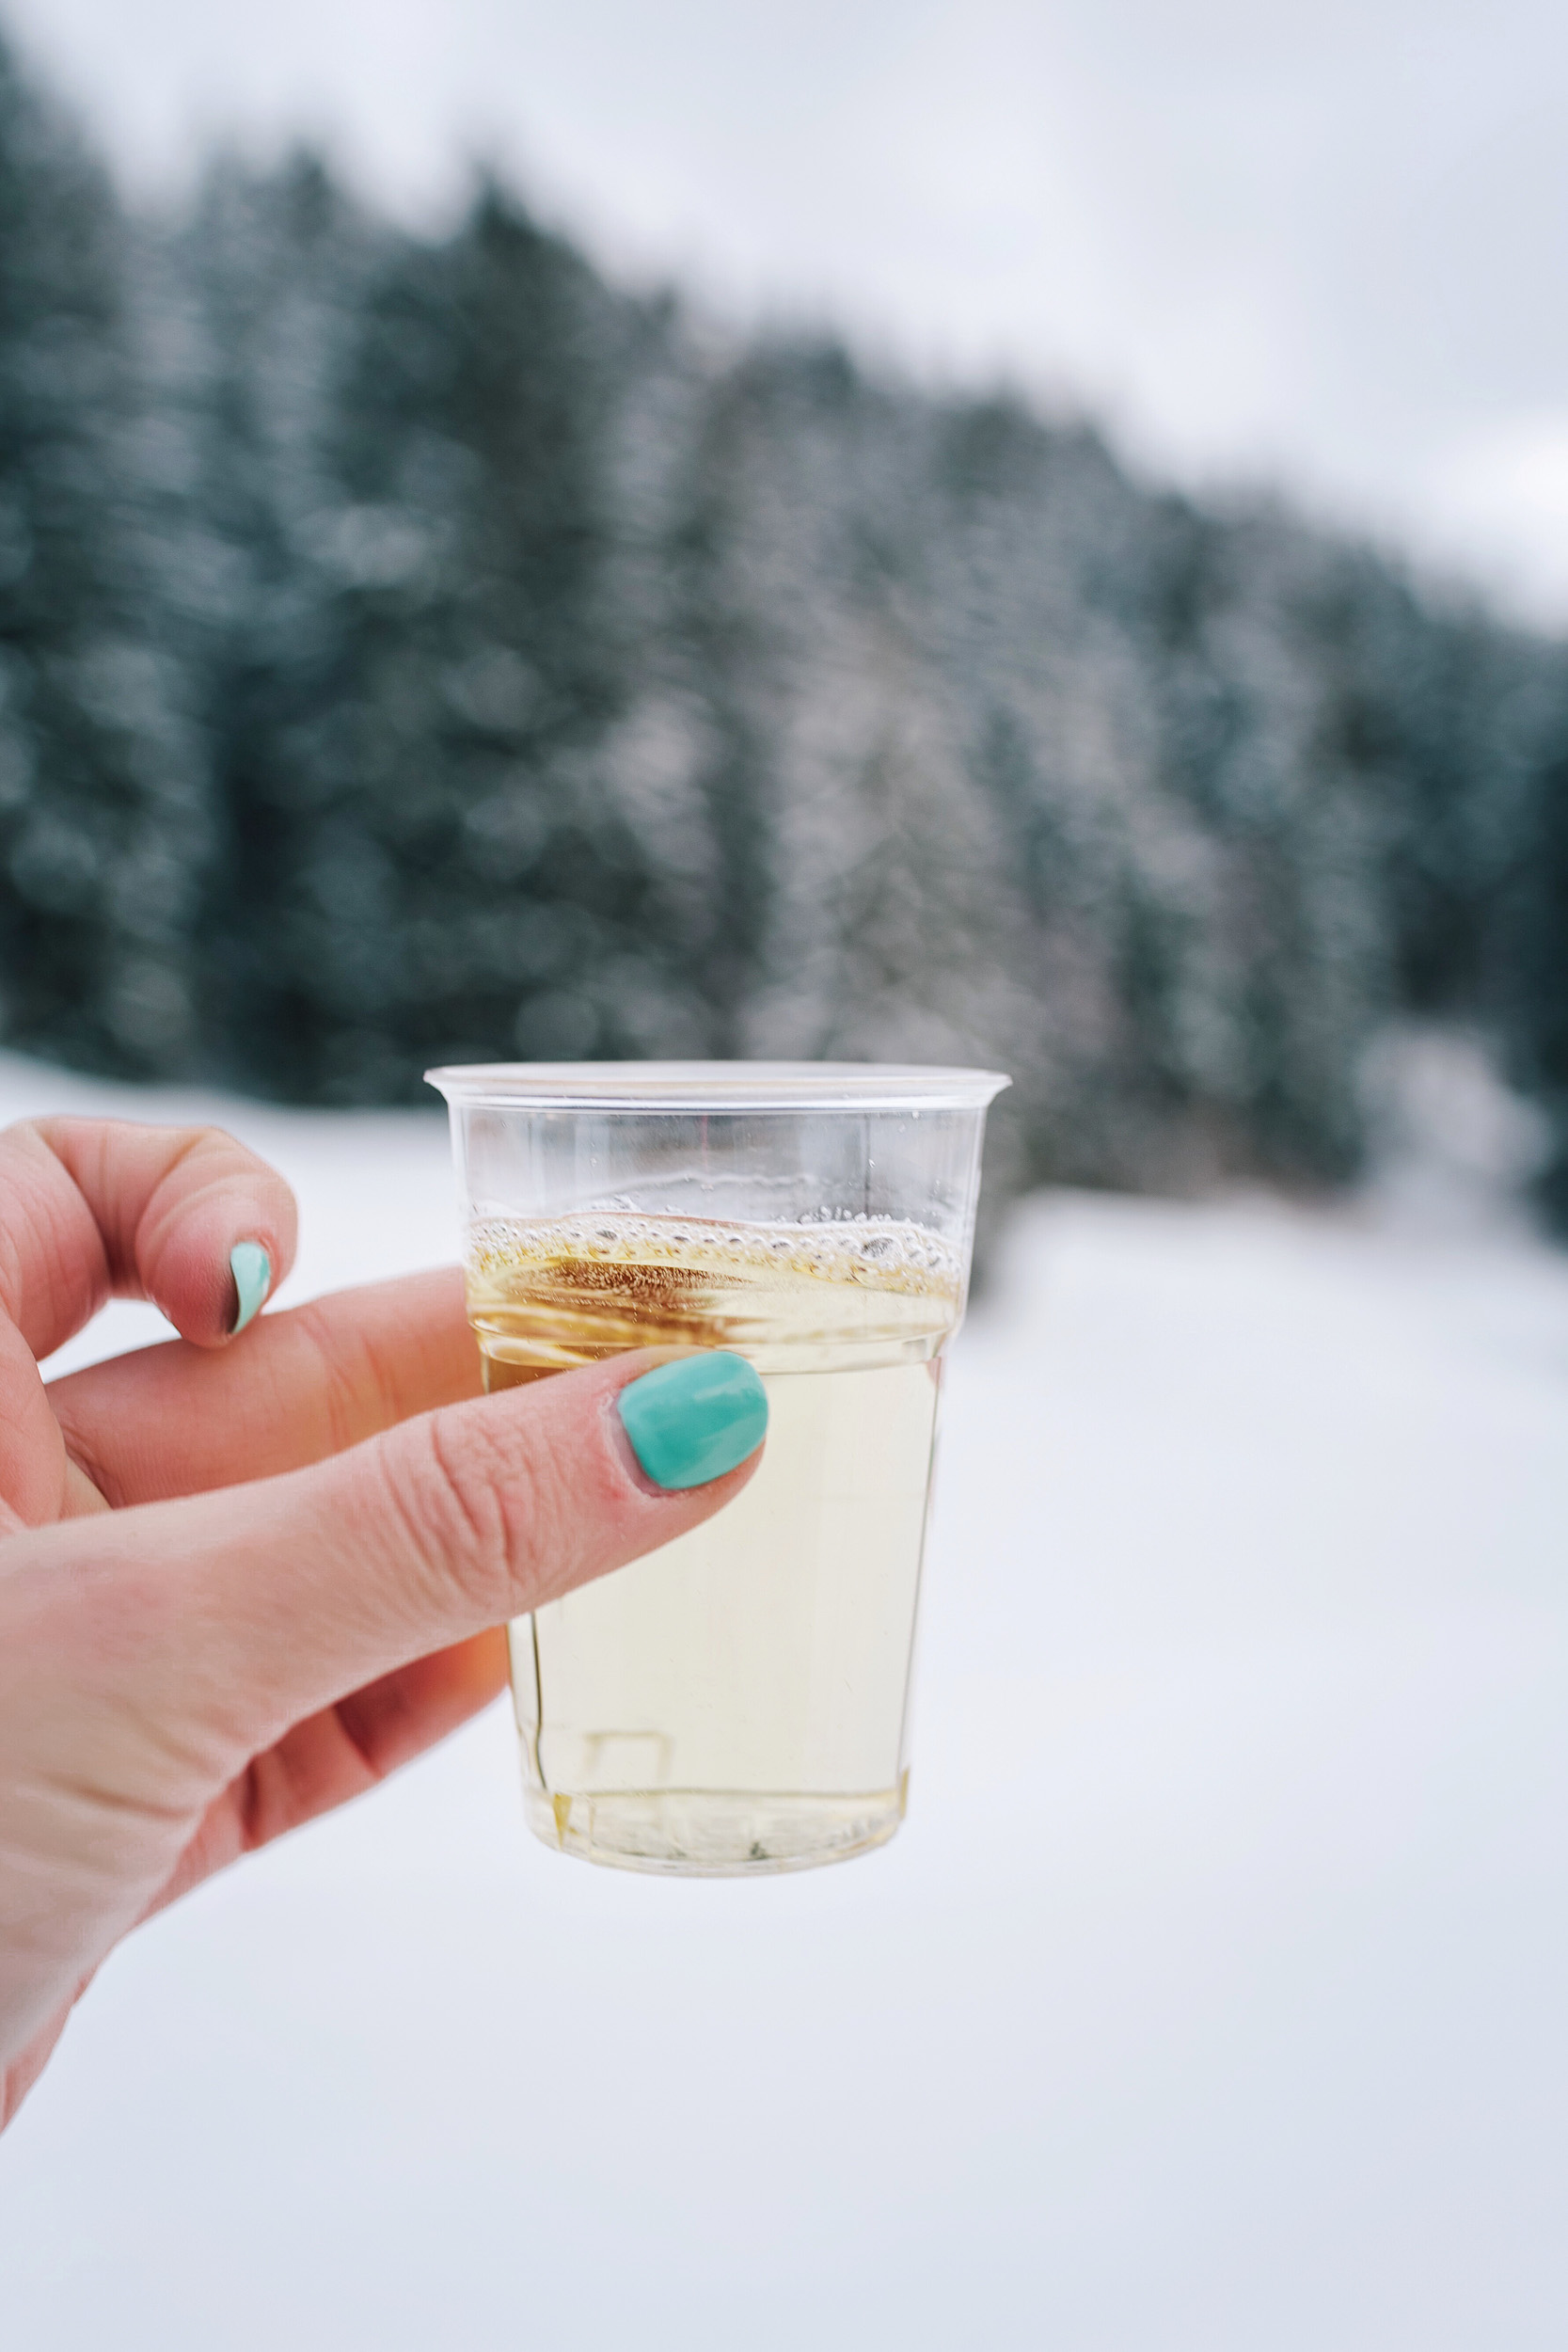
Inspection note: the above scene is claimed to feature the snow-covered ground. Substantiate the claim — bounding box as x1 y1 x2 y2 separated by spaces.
0 1053 1565 2348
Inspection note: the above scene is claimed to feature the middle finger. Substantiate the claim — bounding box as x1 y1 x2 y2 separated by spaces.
48 1268 483 1505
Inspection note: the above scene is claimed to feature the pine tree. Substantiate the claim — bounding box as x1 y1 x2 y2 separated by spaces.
1508 723 1568 1222
191 172 676 1100
4 24 1568 1221
0 32 207 1076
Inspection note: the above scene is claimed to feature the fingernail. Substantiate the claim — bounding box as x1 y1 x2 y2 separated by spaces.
229 1241 272 1335
617 1352 768 1491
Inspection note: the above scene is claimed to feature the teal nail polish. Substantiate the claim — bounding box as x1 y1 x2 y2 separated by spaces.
230 1241 272 1335
617 1352 768 1491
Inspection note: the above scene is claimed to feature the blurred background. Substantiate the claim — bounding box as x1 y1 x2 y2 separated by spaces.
0 6 1564 2345
0 0 1564 1216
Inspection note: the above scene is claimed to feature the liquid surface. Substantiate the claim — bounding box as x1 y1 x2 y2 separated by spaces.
467 1208 961 1376
467 1212 961 1874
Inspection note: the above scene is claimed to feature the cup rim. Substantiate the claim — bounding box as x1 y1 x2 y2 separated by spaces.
424 1060 1011 1111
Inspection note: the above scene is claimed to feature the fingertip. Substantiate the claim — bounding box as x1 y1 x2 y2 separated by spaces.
146 1181 295 1349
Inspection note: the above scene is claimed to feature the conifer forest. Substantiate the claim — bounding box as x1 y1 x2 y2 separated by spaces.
1 34 1565 1221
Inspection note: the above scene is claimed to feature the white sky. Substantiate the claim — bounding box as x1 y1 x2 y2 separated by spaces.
8 0 1568 625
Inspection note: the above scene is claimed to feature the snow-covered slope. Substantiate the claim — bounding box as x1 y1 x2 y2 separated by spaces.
0 1056 1564 2349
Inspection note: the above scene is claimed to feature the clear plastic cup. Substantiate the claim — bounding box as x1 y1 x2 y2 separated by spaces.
426 1061 1009 1875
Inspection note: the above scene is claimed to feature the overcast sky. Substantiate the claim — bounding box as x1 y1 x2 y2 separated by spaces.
8 0 1567 624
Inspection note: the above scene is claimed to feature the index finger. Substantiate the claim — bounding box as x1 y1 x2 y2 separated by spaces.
0 1118 298 1362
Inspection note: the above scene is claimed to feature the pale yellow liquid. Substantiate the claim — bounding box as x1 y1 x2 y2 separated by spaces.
467 1211 961 1873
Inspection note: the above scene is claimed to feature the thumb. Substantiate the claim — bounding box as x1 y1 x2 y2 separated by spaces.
0 1350 766 2064
7 1349 768 1792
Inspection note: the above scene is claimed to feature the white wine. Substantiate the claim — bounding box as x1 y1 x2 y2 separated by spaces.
466 1211 961 1873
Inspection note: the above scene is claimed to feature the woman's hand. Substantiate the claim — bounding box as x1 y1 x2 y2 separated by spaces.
0 1118 764 2130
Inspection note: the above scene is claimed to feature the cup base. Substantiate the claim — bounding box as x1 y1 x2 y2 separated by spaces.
522 1777 909 1876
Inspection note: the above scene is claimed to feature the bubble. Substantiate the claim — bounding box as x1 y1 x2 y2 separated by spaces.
466 1206 960 1301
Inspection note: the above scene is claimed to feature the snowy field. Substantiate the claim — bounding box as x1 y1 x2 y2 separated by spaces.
0 1053 1565 2348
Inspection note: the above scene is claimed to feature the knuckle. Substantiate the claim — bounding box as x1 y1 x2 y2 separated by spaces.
357 1381 650 1633
50 1412 119 1509
291 1297 392 1456
490 1417 594 1611
468 1404 595 1613
368 1405 519 1622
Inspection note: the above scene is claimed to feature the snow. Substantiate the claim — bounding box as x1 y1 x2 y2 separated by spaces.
0 1053 1565 2347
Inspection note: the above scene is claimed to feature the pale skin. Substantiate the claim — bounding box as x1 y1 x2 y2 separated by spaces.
0 1117 759 2132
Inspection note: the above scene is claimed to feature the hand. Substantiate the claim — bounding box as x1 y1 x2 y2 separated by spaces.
0 1119 764 2129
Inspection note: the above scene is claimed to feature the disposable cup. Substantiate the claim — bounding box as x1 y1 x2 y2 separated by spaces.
427 1060 1008 1875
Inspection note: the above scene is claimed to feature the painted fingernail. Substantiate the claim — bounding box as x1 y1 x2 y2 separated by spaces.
617 1352 768 1491
229 1241 272 1335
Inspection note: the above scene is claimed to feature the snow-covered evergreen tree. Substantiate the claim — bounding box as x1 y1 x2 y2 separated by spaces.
0 24 1564 1217
0 32 208 1074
